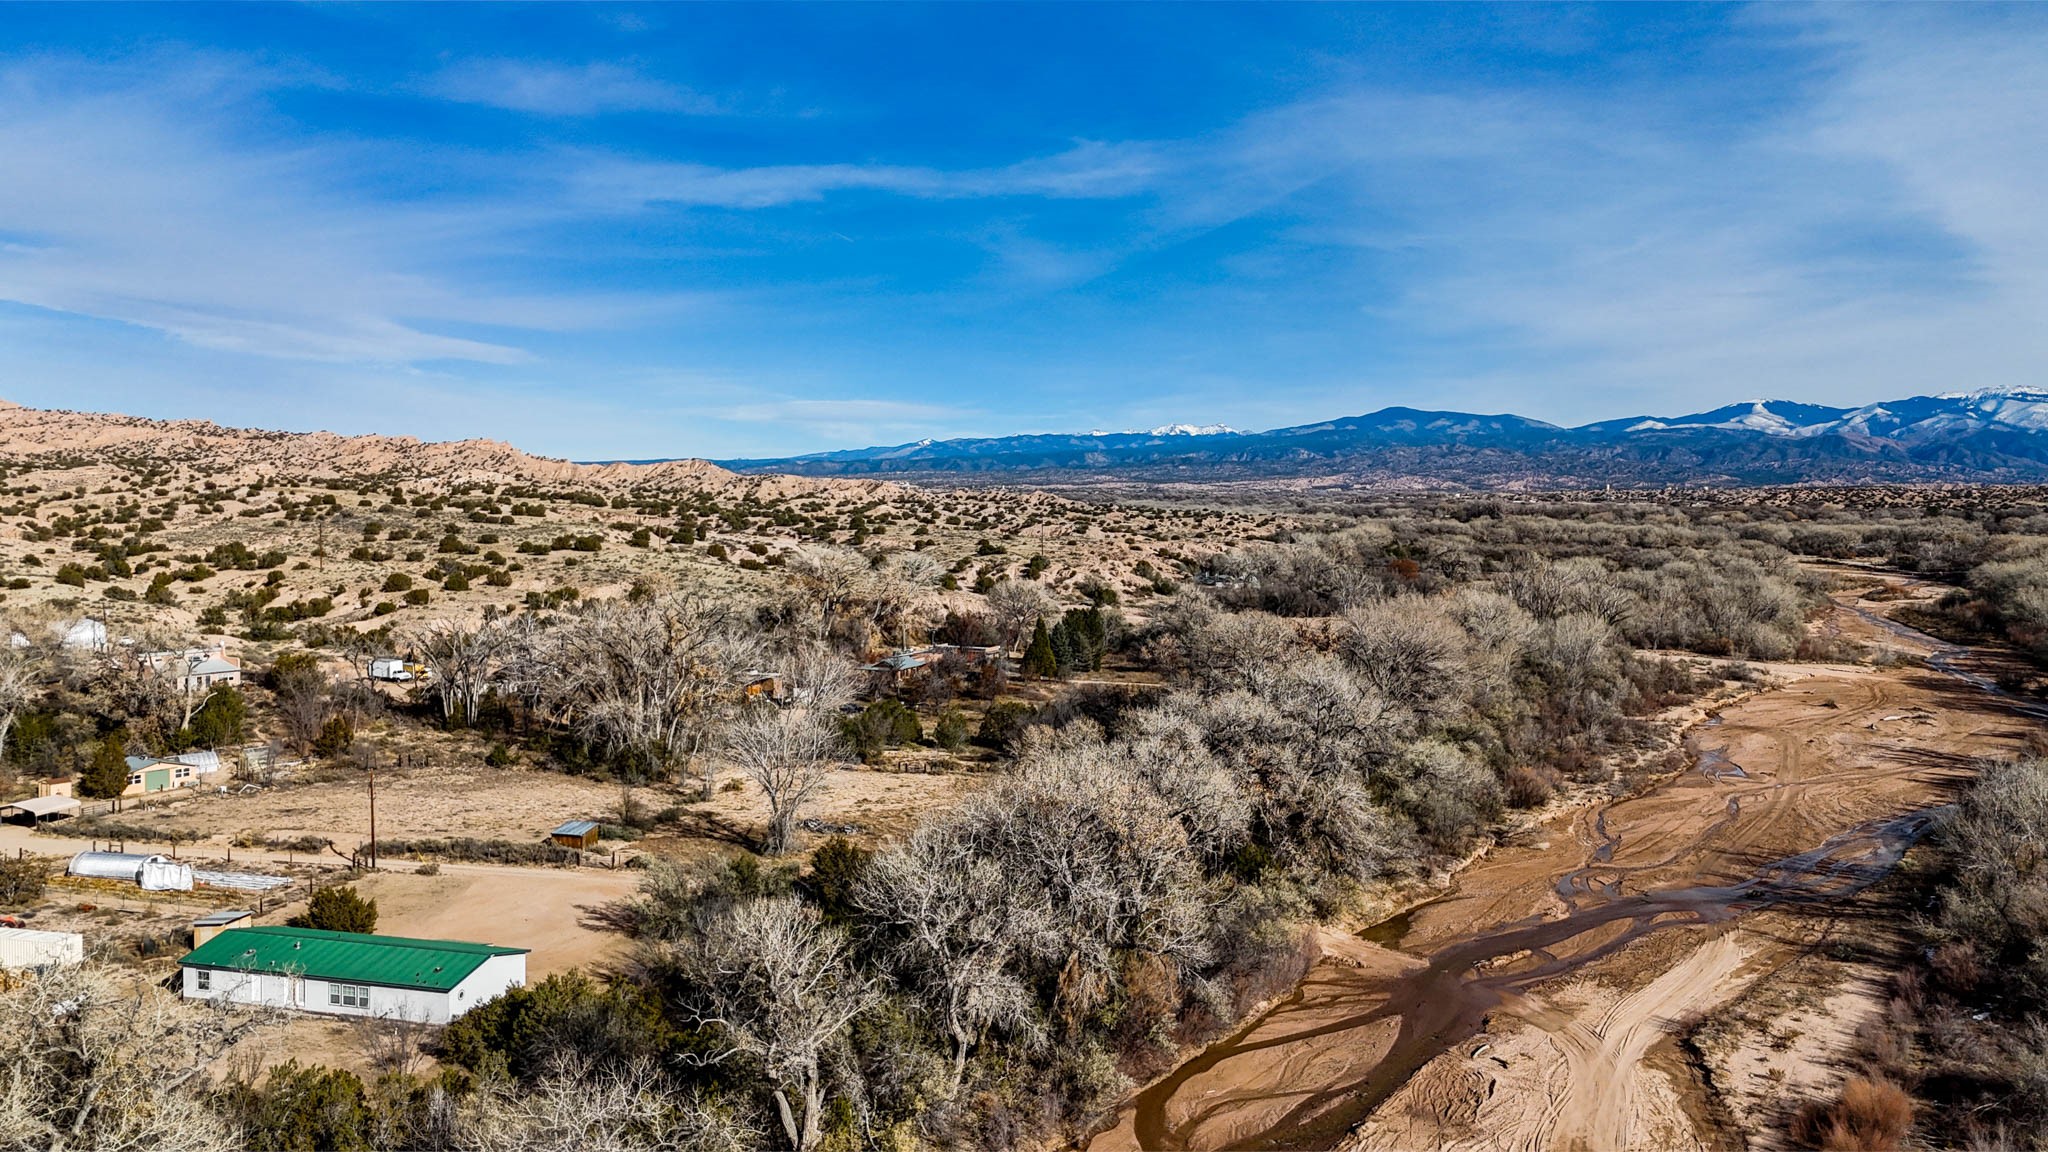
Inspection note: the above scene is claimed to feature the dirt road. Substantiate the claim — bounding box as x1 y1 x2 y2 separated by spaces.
1090 580 2036 1151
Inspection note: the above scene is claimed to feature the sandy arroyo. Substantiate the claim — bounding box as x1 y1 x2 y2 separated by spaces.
1091 580 2037 1151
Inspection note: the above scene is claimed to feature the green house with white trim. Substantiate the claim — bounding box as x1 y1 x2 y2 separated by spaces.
178 926 528 1024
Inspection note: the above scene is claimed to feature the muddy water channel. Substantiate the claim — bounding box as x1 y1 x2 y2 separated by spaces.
1094 595 2036 1151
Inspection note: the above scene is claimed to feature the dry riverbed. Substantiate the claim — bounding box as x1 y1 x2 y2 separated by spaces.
1090 580 2034 1151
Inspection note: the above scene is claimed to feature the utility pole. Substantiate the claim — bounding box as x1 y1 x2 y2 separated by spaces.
367 759 377 871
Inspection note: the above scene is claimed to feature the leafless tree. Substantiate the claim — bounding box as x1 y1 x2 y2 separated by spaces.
353 1008 436 1079
869 551 945 649
1163 599 1303 695
518 596 762 793
679 897 880 1152
983 578 1057 652
942 749 1212 1025
0 964 272 1152
458 1054 757 1152
782 545 874 643
727 699 844 855
1340 599 1473 720
857 825 1047 1092
0 646 39 762
779 642 860 713
411 618 508 727
271 662 333 754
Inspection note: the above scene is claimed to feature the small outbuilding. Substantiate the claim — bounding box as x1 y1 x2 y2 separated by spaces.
191 909 255 947
549 820 601 850
179 926 528 1023
0 927 83 972
1 795 80 825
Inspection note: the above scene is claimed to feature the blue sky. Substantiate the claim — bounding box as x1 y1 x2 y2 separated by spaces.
0 4 2043 460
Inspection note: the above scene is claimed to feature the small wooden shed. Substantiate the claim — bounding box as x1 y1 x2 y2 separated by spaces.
550 820 601 850
191 909 254 948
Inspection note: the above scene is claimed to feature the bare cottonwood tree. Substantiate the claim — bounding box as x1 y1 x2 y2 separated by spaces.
983 578 1057 652
680 897 879 1152
726 699 844 855
940 749 1212 1026
782 545 874 643
857 825 1047 1091
412 618 507 727
458 1054 757 1152
0 645 39 762
1340 598 1474 720
0 964 272 1152
519 596 762 793
868 551 945 649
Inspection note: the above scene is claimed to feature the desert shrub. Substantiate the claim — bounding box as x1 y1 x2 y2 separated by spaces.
803 836 872 925
311 715 354 757
1503 764 1554 809
439 970 670 1084
372 837 577 866
933 706 971 750
975 701 1037 753
1789 1076 1913 1151
1928 757 2048 1014
221 1060 373 1152
842 700 923 765
0 855 48 906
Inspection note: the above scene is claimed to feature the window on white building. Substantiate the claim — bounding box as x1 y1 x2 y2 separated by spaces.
327 983 369 1009
195 970 211 991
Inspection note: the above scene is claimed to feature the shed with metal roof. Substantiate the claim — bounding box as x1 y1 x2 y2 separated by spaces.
549 819 601 850
178 925 528 1023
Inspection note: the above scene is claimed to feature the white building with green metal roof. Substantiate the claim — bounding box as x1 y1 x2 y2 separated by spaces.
178 925 527 1023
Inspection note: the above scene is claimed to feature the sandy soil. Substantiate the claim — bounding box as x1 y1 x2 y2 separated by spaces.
1091 580 2036 1152
11 760 975 861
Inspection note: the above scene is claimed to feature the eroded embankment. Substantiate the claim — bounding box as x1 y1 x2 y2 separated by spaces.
1089 583 2037 1152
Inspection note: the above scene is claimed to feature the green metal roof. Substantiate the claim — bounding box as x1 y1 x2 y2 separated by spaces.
179 926 526 992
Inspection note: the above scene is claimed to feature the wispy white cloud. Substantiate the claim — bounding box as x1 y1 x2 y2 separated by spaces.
0 54 721 366
1115 7 2048 421
4 9 2046 455
566 139 1162 211
426 59 724 117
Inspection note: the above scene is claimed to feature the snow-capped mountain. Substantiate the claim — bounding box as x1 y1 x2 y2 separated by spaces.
712 388 2048 485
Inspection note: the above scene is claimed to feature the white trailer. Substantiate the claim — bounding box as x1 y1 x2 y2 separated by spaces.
0 927 84 971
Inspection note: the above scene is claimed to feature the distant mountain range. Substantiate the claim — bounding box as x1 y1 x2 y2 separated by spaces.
709 389 2048 486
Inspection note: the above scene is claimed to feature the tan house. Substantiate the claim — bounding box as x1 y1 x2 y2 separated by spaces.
122 750 225 796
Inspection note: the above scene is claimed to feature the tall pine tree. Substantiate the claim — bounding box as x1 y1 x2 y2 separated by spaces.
1021 618 1059 679
78 733 130 800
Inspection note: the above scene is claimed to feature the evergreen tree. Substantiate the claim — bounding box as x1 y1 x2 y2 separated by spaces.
1063 606 1108 670
289 885 378 934
1050 620 1084 674
1021 619 1059 679
77 733 129 800
933 706 971 750
188 686 247 749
